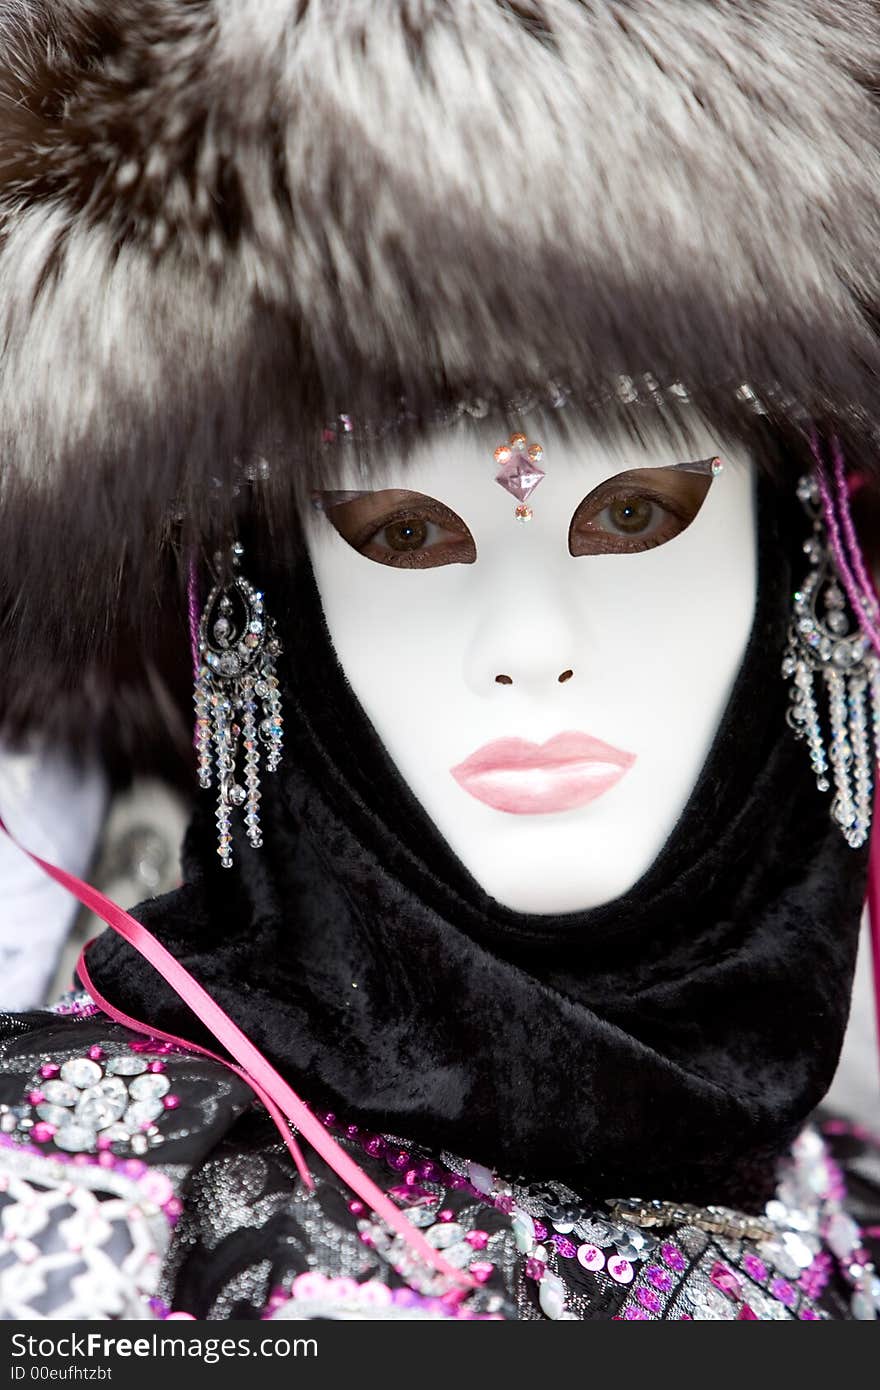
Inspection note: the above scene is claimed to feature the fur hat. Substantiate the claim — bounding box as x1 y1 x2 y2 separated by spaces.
2 1 880 757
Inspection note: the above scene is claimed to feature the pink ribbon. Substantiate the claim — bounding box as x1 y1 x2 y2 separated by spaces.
0 814 476 1297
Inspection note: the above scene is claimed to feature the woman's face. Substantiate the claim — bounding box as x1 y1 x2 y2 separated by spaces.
304 417 757 912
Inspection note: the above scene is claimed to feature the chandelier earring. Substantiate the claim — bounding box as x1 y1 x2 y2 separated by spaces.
783 442 880 849
192 544 284 867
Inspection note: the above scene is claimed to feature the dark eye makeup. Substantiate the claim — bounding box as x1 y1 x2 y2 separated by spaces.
313 460 718 569
567 463 716 557
315 489 477 568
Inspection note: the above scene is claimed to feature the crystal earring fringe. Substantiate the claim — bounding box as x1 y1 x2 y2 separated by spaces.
193 544 284 867
783 476 877 849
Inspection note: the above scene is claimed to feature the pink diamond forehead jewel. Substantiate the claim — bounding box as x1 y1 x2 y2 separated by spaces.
494 433 545 522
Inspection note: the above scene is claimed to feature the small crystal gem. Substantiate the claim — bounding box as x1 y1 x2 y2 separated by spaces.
53 1123 97 1154
495 452 546 504
124 1099 164 1127
35 1104 70 1128
100 1123 133 1144
76 1095 123 1130
60 1059 102 1089
129 1074 171 1102
425 1223 464 1250
832 642 856 669
42 1081 79 1106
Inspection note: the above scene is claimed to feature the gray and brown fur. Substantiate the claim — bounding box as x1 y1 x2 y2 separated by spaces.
1 1 879 749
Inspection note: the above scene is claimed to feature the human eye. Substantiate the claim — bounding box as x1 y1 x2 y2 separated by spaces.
315 489 476 568
568 463 718 557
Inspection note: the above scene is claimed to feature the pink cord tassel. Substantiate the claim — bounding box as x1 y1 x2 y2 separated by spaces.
187 557 201 682
811 434 880 660
868 817 880 1085
811 433 880 1087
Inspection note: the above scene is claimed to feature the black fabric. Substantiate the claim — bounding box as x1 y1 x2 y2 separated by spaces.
84 473 868 1210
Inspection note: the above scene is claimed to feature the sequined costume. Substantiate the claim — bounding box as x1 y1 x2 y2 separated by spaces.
0 1007 876 1322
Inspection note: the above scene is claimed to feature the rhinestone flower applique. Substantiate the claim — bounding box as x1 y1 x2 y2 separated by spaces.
0 1046 181 1157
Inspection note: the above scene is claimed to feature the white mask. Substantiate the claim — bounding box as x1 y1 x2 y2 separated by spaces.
304 419 757 913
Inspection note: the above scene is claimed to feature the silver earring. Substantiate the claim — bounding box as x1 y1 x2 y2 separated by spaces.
783 475 878 849
193 543 284 867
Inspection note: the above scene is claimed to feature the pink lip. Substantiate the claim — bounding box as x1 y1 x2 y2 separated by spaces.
450 732 636 815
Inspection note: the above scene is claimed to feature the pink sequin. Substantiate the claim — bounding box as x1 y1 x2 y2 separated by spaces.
661 1242 686 1272
770 1278 796 1308
646 1265 672 1292
799 1252 832 1299
608 1258 635 1285
292 1272 329 1301
141 1172 175 1207
710 1263 743 1300
388 1185 435 1207
637 1288 662 1314
623 1307 649 1320
415 1159 443 1183
577 1245 605 1273
742 1254 768 1281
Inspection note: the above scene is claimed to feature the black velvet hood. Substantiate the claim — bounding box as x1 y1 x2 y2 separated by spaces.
84 473 869 1211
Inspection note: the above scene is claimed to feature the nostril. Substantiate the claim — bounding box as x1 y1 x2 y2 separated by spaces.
558 669 574 683
495 674 513 685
